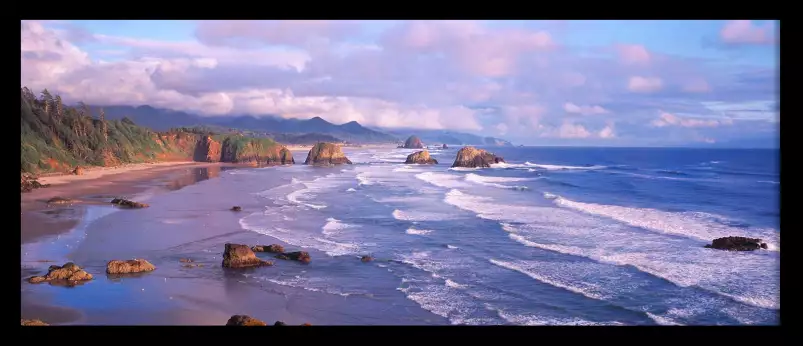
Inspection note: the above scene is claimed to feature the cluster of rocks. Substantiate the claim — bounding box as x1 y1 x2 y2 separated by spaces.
222 243 313 268
27 259 156 287
27 262 94 285
225 315 311 326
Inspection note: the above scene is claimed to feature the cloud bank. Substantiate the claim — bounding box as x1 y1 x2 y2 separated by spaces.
20 20 779 145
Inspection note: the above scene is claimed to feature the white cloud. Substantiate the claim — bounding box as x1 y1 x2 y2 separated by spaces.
564 102 609 115
627 76 663 93
650 112 731 128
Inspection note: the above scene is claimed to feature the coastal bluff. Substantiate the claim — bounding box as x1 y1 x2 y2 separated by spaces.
451 146 505 168
304 142 353 165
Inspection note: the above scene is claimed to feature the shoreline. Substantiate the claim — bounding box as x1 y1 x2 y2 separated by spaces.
21 161 248 244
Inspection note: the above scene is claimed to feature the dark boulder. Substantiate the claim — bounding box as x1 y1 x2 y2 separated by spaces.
275 251 311 264
226 315 267 326
705 236 768 251
252 244 285 253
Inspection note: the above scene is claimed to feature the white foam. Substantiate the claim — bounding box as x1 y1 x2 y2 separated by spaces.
448 167 482 171
346 188 357 192
392 209 457 222
645 312 684 326
465 173 532 190
493 308 622 326
286 189 327 209
757 180 779 185
549 193 780 248
356 172 375 186
322 218 356 236
249 274 354 297
445 279 468 289
406 228 433 236
416 172 472 189
505 228 781 311
489 259 609 301
525 162 607 171
240 219 363 257
446 245 459 249
393 165 423 173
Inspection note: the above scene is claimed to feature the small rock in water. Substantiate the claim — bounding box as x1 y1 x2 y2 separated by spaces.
704 236 768 251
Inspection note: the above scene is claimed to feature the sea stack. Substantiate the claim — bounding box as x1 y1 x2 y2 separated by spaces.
451 146 505 168
304 142 352 165
405 150 438 164
403 136 424 149
442 144 448 149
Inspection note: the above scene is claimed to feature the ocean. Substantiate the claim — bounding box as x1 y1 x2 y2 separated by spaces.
21 146 780 325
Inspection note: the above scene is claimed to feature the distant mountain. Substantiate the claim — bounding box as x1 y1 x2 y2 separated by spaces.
94 106 398 144
377 128 513 146
268 133 343 145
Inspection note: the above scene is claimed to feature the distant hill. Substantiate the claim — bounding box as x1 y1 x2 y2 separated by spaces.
378 128 513 146
96 106 398 144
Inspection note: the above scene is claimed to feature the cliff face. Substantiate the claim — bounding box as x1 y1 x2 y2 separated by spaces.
304 142 352 165
220 136 294 166
194 136 222 162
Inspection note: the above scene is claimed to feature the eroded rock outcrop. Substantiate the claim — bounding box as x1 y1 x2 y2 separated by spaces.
361 255 373 263
194 136 222 162
404 136 424 149
442 144 448 149
28 262 94 284
304 142 352 165
705 236 768 251
222 243 273 268
451 146 505 168
405 150 438 164
252 244 284 253
110 198 149 209
275 251 311 264
71 166 84 175
226 315 267 326
106 259 156 274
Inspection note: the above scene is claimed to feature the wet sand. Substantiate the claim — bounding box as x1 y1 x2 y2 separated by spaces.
21 162 243 324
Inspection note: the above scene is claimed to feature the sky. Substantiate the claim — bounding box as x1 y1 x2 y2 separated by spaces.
20 20 779 146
